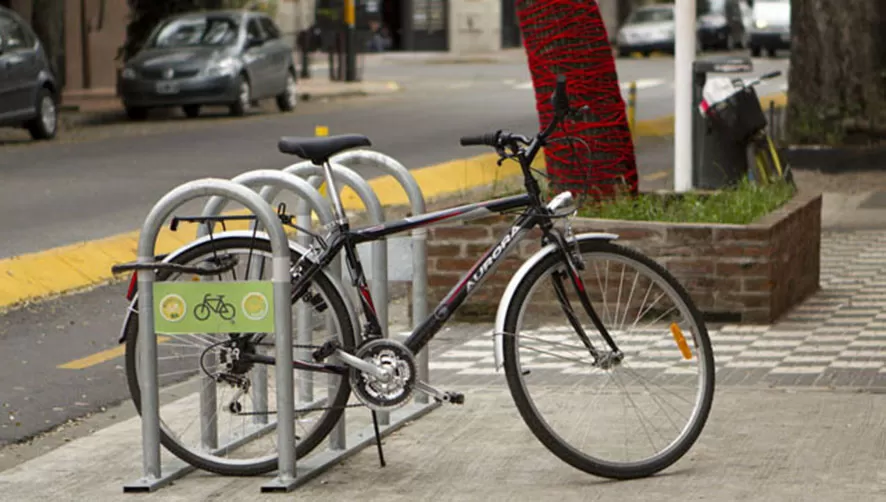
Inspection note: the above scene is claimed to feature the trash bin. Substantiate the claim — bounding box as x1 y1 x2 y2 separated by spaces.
691 56 754 190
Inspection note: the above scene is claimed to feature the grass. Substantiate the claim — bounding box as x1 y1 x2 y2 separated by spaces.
577 177 796 225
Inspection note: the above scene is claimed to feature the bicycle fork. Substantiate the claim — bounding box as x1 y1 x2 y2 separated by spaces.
546 227 624 368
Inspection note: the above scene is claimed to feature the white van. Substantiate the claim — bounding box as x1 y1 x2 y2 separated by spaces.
748 0 791 57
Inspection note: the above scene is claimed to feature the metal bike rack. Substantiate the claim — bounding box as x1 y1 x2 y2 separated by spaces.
271 161 391 422
330 149 430 404
123 178 298 493
197 170 345 448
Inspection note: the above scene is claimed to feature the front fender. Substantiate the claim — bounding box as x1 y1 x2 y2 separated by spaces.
117 230 359 346
491 232 619 371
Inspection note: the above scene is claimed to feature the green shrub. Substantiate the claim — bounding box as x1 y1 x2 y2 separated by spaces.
577 178 796 225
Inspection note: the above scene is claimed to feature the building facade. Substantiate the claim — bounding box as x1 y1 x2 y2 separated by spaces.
2 0 627 94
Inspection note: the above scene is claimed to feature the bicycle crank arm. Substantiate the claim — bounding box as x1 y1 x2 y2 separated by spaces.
333 349 392 381
414 381 465 405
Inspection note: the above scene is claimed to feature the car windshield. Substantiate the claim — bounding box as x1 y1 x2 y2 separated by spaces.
148 16 239 48
628 7 674 24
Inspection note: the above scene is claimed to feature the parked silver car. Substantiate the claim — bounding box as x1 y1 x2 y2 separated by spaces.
616 4 676 57
117 9 297 120
0 6 59 140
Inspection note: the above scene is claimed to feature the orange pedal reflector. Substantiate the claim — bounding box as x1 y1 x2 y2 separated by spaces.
670 323 693 360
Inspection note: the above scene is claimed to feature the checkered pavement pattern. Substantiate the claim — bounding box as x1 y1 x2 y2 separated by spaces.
407 230 886 389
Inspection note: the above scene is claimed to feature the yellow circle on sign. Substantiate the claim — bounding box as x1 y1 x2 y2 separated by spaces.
159 294 187 323
241 292 269 321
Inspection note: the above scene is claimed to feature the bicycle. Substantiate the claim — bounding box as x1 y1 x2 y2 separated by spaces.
729 70 794 186
193 293 236 321
113 75 715 482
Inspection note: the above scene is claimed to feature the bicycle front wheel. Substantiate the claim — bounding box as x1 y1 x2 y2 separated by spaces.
123 236 355 476
502 239 714 479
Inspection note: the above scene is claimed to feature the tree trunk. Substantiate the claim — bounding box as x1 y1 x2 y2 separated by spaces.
30 0 66 89
786 0 886 146
516 0 638 198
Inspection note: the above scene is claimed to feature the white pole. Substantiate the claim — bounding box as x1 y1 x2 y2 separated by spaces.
673 0 697 192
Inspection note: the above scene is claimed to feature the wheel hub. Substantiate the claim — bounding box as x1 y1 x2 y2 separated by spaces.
350 339 416 411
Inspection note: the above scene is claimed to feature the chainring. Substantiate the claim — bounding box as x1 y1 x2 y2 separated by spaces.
349 338 416 411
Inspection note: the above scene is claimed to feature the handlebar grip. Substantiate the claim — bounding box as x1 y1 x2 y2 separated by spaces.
459 132 499 147
761 70 782 80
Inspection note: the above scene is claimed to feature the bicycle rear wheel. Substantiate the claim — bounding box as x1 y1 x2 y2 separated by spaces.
502 239 714 479
123 236 355 476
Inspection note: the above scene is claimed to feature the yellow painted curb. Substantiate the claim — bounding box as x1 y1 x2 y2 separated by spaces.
0 92 785 312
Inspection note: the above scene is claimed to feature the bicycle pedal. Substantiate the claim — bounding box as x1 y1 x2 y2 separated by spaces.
439 391 465 405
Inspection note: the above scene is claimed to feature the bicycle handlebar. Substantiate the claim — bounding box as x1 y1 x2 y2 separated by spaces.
459 74 571 151
459 132 499 147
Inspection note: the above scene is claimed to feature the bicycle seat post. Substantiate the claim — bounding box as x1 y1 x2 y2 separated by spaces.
321 158 348 227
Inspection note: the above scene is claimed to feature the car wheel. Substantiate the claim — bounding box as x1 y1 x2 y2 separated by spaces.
750 46 761 58
126 106 149 121
183 105 201 118
230 74 251 117
25 87 58 140
767 47 777 58
276 69 298 112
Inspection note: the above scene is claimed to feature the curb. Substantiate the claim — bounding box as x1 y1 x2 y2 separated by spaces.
58 82 403 127
0 90 787 312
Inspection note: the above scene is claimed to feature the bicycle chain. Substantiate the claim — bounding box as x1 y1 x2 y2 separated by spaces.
245 342 366 415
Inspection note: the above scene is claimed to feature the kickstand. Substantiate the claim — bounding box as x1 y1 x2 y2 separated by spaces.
371 410 387 468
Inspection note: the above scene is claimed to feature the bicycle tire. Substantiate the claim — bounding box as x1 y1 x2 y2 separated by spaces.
123 236 355 476
501 239 715 480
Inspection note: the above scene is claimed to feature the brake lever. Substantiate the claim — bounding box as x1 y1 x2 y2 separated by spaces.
567 105 591 122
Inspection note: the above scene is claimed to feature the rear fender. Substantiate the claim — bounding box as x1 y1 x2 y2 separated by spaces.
491 232 619 371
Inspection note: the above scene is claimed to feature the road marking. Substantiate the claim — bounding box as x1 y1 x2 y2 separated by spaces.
513 78 666 92
58 336 171 370
621 78 665 91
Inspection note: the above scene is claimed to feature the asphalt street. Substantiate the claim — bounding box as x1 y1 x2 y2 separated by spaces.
0 53 789 448
0 54 788 259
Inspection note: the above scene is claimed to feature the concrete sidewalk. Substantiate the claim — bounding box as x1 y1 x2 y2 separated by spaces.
0 383 883 501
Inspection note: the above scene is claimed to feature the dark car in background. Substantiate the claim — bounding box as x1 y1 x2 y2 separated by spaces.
697 0 748 50
0 6 59 140
117 9 297 120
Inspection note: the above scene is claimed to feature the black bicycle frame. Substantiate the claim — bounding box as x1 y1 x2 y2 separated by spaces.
291 190 582 358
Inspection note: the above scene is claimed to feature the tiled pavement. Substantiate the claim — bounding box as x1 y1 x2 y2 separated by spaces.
403 230 886 390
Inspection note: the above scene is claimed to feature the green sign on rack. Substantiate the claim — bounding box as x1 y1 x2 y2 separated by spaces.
152 281 275 335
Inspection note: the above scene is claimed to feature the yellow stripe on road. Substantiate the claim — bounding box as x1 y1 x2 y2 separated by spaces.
57 336 171 370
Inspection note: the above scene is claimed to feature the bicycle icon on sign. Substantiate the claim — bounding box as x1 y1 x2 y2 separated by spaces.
193 294 236 321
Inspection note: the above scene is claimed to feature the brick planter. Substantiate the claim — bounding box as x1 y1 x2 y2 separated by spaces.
424 190 822 324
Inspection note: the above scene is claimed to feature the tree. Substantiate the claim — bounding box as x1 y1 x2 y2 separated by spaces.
786 0 886 146
30 0 65 88
516 0 638 198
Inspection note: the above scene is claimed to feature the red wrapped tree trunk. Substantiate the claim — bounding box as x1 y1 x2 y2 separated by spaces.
516 0 637 198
